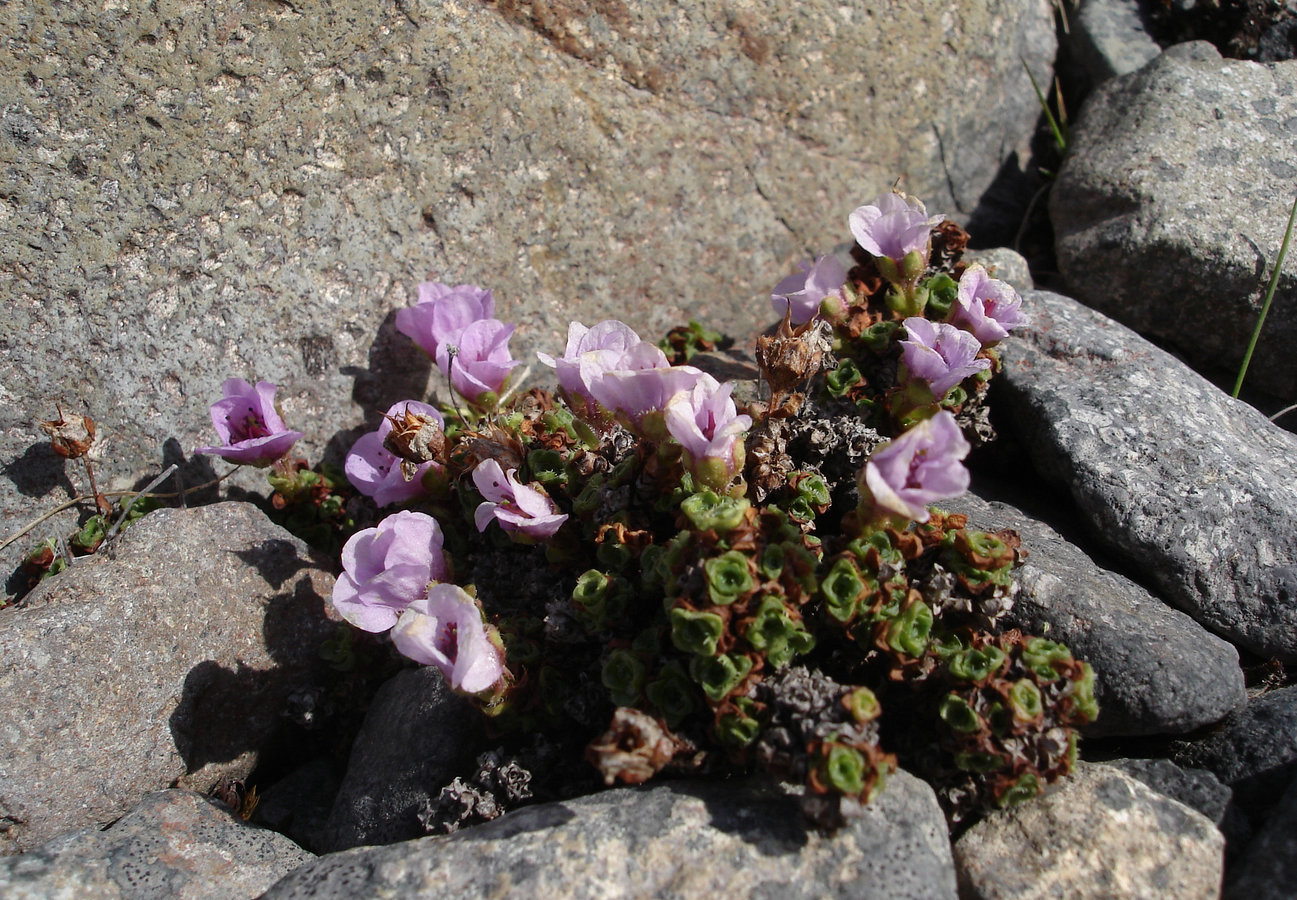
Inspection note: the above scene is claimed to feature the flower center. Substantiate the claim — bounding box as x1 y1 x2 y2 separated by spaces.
229 408 271 442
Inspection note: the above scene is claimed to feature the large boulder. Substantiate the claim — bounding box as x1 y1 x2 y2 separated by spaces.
1051 41 1297 398
265 772 957 900
0 0 1055 588
997 290 1297 662
0 502 339 854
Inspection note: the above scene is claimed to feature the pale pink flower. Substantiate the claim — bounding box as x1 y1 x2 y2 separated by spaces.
332 510 450 632
536 320 648 416
195 378 303 466
952 265 1028 345
472 458 568 540
861 411 971 523
770 255 847 326
435 318 519 405
391 583 505 693
848 193 944 263
395 282 495 360
899 317 991 398
664 376 752 490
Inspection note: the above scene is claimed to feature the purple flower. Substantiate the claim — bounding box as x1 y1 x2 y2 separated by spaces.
771 255 847 326
395 282 495 360
345 400 444 507
592 360 709 437
472 458 568 540
848 192 944 263
952 265 1028 345
536 319 648 417
861 411 971 523
391 583 505 693
332 510 450 632
664 375 752 490
195 378 303 466
435 318 520 406
898 317 991 398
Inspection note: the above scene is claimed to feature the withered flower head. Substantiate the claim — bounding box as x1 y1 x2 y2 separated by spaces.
383 406 446 466
755 309 834 410
40 407 96 459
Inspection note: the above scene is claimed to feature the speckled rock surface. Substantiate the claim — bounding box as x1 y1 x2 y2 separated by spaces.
1070 0 1161 84
953 491 1246 737
1222 771 1297 900
266 771 956 899
997 290 1297 661
1108 758 1232 827
0 0 1056 593
1051 41 1297 397
0 790 313 900
1172 686 1297 830
954 763 1224 900
321 666 485 853
0 502 338 854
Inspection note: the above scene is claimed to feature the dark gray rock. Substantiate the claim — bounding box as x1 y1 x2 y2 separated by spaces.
0 0 1056 593
1107 758 1232 826
997 290 1297 661
253 759 340 856
321 666 485 852
0 790 312 900
1172 686 1297 828
1051 41 1297 398
954 763 1224 900
269 771 957 899
1223 771 1297 900
952 492 1246 737
1071 0 1162 83
0 502 339 854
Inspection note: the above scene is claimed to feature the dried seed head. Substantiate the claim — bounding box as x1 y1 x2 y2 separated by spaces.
39 407 96 459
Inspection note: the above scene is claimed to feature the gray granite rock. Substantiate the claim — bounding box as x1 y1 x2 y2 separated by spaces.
964 246 1034 293
269 771 956 899
1172 686 1297 828
954 763 1224 900
0 502 339 854
1051 41 1297 398
1107 758 1233 826
997 290 1297 662
0 790 312 900
953 492 1246 737
1222 771 1297 900
0 0 1056 592
253 759 340 856
1071 0 1162 84
321 666 485 852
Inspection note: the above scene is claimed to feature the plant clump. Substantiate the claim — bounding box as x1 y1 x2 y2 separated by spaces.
183 190 1095 831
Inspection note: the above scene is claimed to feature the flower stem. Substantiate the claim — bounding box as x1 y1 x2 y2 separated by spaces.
0 467 239 553
1233 193 1297 398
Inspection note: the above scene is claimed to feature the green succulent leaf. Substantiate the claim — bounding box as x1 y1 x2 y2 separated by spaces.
825 357 863 398
822 744 867 795
886 598 933 658
948 645 1007 683
1022 637 1074 679
844 686 881 724
1008 679 1044 721
670 607 725 656
602 648 648 707
938 693 982 733
704 550 756 605
998 772 1042 808
689 653 753 703
680 490 750 533
645 661 697 727
820 557 865 623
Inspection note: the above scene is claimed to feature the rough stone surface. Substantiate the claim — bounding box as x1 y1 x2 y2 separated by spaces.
1070 0 1162 83
0 790 312 900
1051 41 1297 397
953 491 1246 737
268 771 956 899
964 246 1034 293
0 502 339 854
0 0 1056 590
321 666 486 853
1222 771 1297 900
954 763 1224 900
1172 686 1297 829
997 290 1297 661
1108 758 1232 827
253 758 340 856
